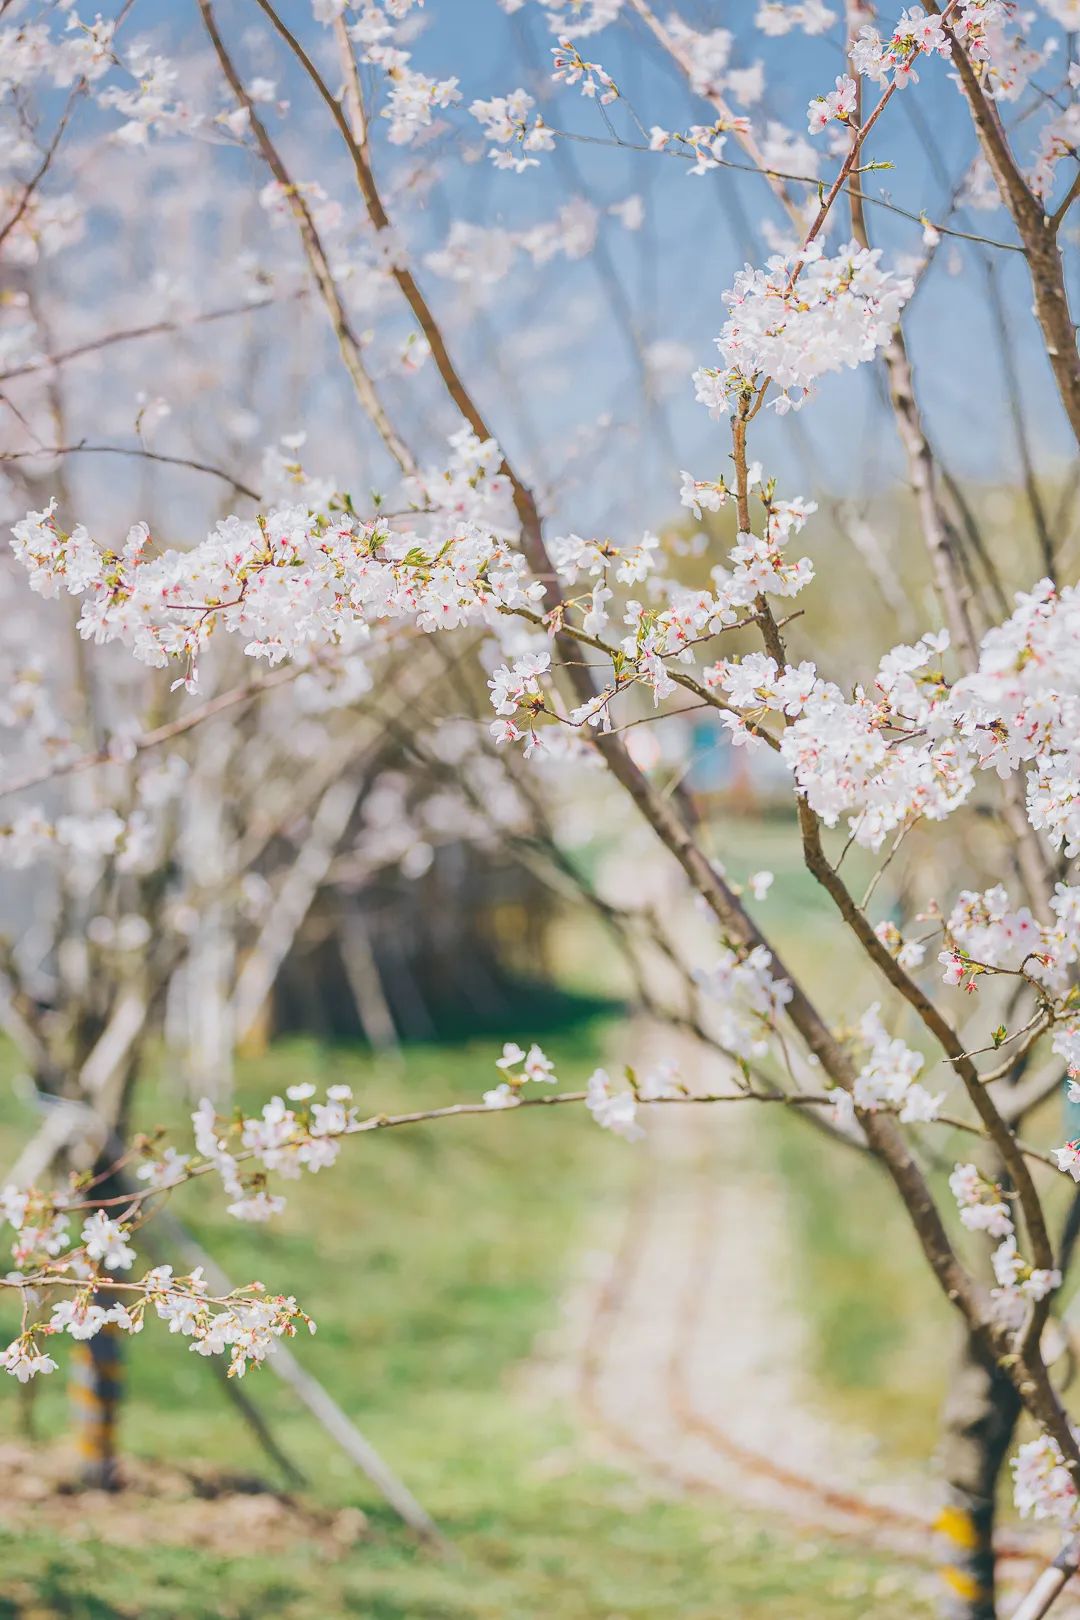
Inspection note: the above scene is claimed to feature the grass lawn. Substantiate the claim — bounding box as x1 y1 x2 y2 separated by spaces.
0 1027 935 1619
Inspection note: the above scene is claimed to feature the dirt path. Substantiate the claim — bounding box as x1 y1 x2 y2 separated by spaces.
529 1030 1080 1613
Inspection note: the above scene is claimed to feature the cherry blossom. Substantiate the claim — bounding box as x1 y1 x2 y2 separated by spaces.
585 1068 644 1141
1013 1432 1080 1527
807 75 857 135
550 38 618 102
948 1163 1014 1237
470 88 554 172
700 243 913 414
7 1 1080 1596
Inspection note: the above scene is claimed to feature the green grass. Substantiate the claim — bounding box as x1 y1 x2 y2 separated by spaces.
0 1029 935 1619
0 1512 932 1620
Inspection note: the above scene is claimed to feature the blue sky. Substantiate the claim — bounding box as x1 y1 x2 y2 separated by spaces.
378 1 1076 526
46 0 1080 541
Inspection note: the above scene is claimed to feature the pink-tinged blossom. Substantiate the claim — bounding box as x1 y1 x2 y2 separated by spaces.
363 44 460 147
679 470 729 521
875 920 926 972
952 888 1040 965
488 652 551 717
637 1061 682 1102
471 88 554 171
523 1044 557 1083
1054 1139 1080 1182
10 433 540 687
483 1082 520 1109
663 17 735 99
849 5 953 88
227 1192 288 1223
939 951 967 987
551 39 618 101
49 1299 111 1340
1054 1025 1080 1080
136 1147 192 1190
807 74 856 135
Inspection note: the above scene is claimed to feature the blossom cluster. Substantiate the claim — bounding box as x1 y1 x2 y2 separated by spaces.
1013 1431 1080 1528
470 88 554 172
949 1160 1061 1304
828 1005 942 1128
0 1074 380 1382
533 0 624 39
192 1082 363 1219
711 578 1080 866
2 1271 312 1384
694 944 794 1061
661 17 764 105
489 479 817 753
1031 63 1080 197
807 75 857 136
482 1039 558 1108
482 1041 683 1142
425 199 601 282
647 121 738 179
695 242 913 415
360 18 462 147
850 6 952 88
932 881 1080 1000
948 1162 1013 1237
951 1 1052 102
757 1 836 36
10 432 535 691
0 1173 315 1382
550 40 618 104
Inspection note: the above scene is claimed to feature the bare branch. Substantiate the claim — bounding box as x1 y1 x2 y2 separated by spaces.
197 0 416 475
0 441 261 502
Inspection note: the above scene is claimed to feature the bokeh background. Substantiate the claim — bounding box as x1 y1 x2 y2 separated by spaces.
3 1 1080 1615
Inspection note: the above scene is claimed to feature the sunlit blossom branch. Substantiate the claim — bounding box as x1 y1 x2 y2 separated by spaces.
13 45 994 1485
720 391 1080 1505
20 1084 1062 1231
841 8 1057 917
502 602 784 750
252 0 562 586
737 414 1056 1287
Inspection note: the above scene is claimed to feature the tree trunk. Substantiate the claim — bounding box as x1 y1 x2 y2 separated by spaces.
62 1044 143 1491
70 1317 123 1489
936 1332 1021 1619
